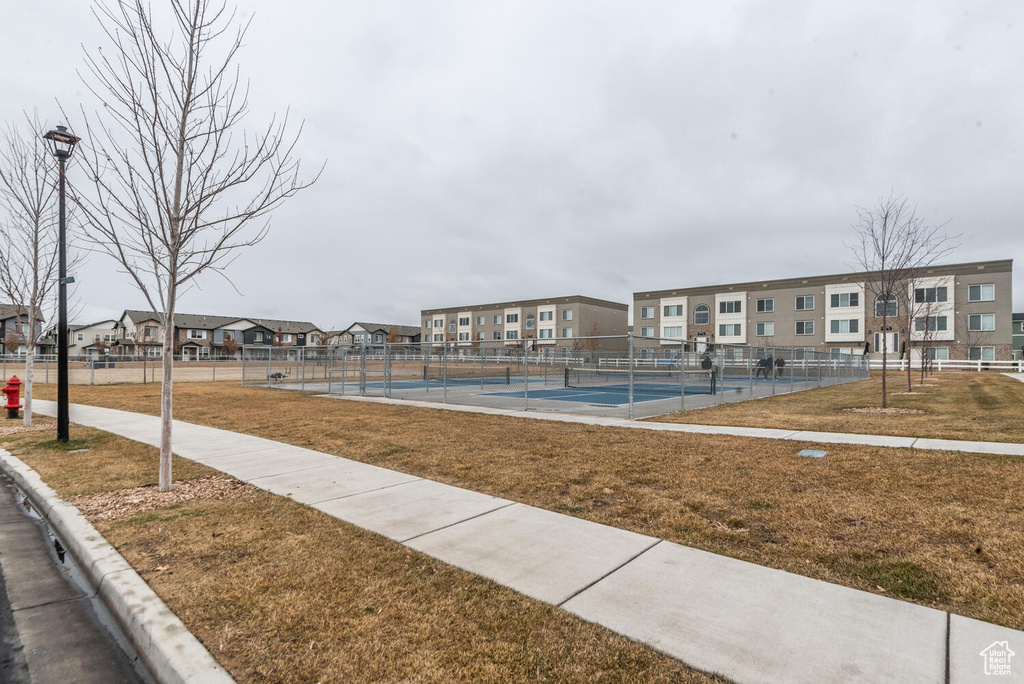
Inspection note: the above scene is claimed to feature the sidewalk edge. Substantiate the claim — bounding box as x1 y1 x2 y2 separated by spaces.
0 448 234 684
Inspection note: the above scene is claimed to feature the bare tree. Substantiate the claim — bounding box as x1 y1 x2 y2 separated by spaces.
0 113 83 426
221 333 240 358
74 0 319 490
584 323 601 353
848 193 957 407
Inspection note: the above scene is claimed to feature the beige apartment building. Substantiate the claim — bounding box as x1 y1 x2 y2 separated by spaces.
421 295 629 354
633 259 1013 361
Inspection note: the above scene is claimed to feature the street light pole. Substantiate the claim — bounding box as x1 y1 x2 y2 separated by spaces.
43 125 80 443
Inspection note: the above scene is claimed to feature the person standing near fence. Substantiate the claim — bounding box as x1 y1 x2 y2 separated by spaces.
774 355 785 379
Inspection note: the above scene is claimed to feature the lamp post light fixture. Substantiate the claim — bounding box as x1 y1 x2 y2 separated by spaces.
42 125 80 443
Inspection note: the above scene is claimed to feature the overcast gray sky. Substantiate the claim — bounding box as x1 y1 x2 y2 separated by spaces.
2 1 1021 330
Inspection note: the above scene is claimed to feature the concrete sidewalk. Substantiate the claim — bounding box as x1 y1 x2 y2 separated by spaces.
32 400 1024 683
323 393 1024 456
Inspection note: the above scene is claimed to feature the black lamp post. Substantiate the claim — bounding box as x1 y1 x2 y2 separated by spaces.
42 125 80 443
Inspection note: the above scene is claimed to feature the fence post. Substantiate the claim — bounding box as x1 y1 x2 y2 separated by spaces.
212 353 216 382
442 342 448 404
771 347 776 395
718 346 725 404
627 333 634 419
524 343 529 412
90 359 95 385
266 348 272 387
301 347 306 391
680 340 686 412
359 342 367 396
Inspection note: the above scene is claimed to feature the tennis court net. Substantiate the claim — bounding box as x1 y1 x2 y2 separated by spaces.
425 364 511 385
564 367 714 395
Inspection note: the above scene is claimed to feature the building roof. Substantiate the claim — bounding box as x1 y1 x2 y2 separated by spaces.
345 322 421 338
1014 313 1024 322
422 295 629 315
121 310 321 334
635 259 1014 300
0 303 45 322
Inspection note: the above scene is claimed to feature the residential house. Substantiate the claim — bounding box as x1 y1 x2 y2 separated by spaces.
0 303 45 355
338 322 421 348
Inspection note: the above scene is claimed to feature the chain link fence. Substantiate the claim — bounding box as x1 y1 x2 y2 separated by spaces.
244 335 870 420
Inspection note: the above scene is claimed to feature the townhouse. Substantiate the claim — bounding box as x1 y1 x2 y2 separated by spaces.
336 322 421 347
114 310 325 359
421 295 629 355
0 304 44 354
632 259 1013 361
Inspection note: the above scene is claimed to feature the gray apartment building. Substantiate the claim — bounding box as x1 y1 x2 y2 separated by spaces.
421 295 629 354
632 259 1013 361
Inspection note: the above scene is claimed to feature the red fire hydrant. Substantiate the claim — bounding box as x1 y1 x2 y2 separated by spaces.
2 376 23 419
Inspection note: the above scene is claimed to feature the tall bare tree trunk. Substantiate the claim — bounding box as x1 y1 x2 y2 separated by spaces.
159 308 174 491
880 310 888 407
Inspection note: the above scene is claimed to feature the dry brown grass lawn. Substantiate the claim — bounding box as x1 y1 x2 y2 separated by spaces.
27 382 1024 631
1 424 718 683
655 371 1024 442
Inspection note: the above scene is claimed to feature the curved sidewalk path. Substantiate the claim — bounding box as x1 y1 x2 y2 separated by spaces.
33 400 1023 684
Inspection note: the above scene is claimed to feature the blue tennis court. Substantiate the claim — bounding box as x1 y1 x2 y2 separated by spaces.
485 383 744 405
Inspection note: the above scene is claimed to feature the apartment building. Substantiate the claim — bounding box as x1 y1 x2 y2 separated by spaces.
1013 313 1024 360
421 295 629 354
633 259 1013 361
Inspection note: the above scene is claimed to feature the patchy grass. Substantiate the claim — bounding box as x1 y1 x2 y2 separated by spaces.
1 427 718 683
26 382 1024 631
654 371 1024 443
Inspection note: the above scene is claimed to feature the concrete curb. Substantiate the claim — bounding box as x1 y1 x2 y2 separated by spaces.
0 448 234 684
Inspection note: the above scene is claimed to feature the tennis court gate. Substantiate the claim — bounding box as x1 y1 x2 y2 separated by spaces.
273 335 873 420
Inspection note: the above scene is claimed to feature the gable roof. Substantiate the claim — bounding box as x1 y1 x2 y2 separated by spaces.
120 310 320 334
0 303 45 322
345 322 421 338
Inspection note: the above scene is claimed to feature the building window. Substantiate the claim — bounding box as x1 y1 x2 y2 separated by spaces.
539 329 553 339
282 334 292 343
525 314 535 329
969 346 995 361
719 300 741 314
144 326 156 338
424 320 431 329
477 332 485 340
434 334 443 342
914 316 948 332
830 319 859 334
506 313 518 324
718 323 741 336
663 326 683 338
505 330 519 340
640 307 654 319
493 315 501 325
458 317 470 326
77 333 84 341
640 327 654 337
914 286 948 304
198 347 210 358
830 292 859 308
796 321 815 335
188 329 204 339
434 319 443 328
874 294 898 317
561 328 573 338
968 284 995 302
539 311 553 321
755 322 774 336
968 314 995 331
310 334 319 344
492 331 501 340
562 347 572 358
254 332 264 342
561 310 573 321
458 332 470 341
926 347 949 360
448 322 456 333
795 296 814 311
693 304 709 325
476 315 486 326
94 333 101 341
663 304 684 317
756 298 774 313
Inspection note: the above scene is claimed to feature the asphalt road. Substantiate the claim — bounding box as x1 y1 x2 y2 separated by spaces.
0 474 145 683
